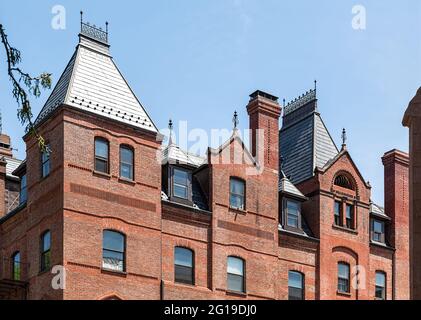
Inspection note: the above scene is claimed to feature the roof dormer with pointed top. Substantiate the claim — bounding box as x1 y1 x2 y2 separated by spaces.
34 14 158 134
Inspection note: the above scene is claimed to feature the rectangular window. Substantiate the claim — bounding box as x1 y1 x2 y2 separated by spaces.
338 263 350 293
174 247 194 285
41 146 51 178
173 168 190 199
120 146 134 180
230 178 245 210
372 220 385 243
334 201 342 226
375 272 386 300
40 231 51 272
95 138 109 174
288 271 304 300
227 256 245 293
102 230 125 272
20 174 27 204
286 200 300 229
346 204 354 229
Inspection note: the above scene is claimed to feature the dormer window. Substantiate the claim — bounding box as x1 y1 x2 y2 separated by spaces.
371 219 385 243
170 167 192 203
230 178 245 210
285 199 301 229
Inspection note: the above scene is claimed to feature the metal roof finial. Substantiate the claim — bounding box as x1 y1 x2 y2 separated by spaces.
233 111 239 130
314 79 317 92
168 119 174 145
80 11 83 29
341 128 347 150
283 98 286 108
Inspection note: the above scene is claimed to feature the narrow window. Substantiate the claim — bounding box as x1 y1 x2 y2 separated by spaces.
173 168 190 199
102 230 125 272
334 201 342 226
230 178 245 210
20 174 27 204
372 220 385 243
375 272 386 300
95 138 109 174
227 256 245 293
286 200 300 228
40 231 51 272
288 271 304 300
120 145 134 180
346 204 354 229
338 262 350 293
12 252 21 281
41 146 51 178
174 247 194 285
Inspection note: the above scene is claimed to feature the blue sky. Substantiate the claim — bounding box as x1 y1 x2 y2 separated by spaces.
0 0 420 204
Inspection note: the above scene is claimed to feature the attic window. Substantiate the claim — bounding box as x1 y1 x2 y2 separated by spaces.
334 175 354 190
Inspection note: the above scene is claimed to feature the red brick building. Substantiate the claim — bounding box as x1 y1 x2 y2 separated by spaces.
0 21 410 300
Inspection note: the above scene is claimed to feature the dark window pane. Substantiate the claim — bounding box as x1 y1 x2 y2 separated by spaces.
174 184 188 199
175 265 194 285
120 147 133 164
227 274 244 292
338 263 350 293
95 159 108 173
375 272 386 299
227 257 244 276
286 201 300 228
334 201 342 226
230 194 244 210
174 169 188 185
230 179 245 195
288 287 303 300
102 231 125 272
41 250 51 271
120 147 134 180
102 250 124 272
20 175 27 204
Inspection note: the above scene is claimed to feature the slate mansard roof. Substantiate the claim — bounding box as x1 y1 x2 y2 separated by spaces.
35 26 158 133
280 89 339 185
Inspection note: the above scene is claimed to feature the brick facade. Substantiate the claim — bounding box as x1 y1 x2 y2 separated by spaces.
0 28 411 300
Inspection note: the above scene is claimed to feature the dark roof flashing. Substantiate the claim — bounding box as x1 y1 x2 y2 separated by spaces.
249 90 279 103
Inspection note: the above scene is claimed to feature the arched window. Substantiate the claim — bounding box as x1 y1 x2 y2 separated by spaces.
12 252 21 281
288 271 304 300
337 262 350 293
230 178 245 210
120 145 134 180
334 174 354 190
375 271 386 300
102 230 125 272
40 230 51 272
95 138 109 174
227 256 245 293
174 247 194 285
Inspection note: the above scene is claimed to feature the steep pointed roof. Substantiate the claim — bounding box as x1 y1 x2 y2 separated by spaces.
35 22 158 133
279 88 339 184
278 171 306 199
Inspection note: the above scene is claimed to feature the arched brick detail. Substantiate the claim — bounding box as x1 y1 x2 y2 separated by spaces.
331 170 359 197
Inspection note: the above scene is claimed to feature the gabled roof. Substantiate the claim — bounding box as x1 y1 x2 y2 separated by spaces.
2 156 22 180
279 171 306 200
35 29 158 133
280 89 338 184
370 202 390 220
318 148 371 189
162 143 207 168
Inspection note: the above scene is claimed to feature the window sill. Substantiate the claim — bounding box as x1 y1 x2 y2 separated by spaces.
332 224 358 235
118 177 136 186
101 268 127 277
225 290 247 298
229 207 247 215
337 291 352 297
93 171 111 179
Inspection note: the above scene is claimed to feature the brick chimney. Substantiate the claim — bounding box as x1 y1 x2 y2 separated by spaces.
0 133 13 158
246 90 282 171
382 149 410 300
0 157 6 217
